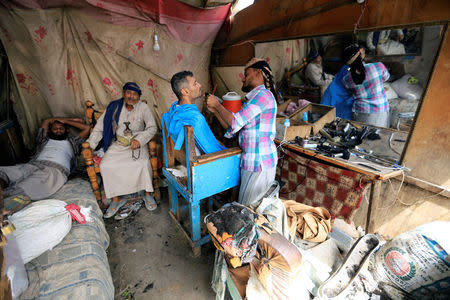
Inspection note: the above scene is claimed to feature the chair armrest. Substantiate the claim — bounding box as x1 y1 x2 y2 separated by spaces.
81 142 93 162
148 139 161 200
192 147 242 166
81 142 102 204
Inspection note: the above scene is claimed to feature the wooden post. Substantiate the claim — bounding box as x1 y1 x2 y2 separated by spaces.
366 180 382 233
82 142 103 207
85 101 95 133
149 140 160 200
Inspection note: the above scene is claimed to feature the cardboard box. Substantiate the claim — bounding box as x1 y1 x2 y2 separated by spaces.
275 118 312 141
275 103 336 141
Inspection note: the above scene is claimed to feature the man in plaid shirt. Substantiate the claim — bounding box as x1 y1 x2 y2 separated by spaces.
342 44 390 127
206 58 278 206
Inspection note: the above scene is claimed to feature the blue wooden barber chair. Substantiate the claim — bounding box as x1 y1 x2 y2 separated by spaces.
162 120 242 256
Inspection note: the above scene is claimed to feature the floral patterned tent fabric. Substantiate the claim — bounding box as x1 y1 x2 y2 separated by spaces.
0 0 230 145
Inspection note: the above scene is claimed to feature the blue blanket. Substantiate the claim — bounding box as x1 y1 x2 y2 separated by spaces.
321 66 354 119
162 102 225 154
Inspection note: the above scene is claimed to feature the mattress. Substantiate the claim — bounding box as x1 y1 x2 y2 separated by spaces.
19 178 114 300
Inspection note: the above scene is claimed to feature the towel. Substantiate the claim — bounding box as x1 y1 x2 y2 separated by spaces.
162 101 225 154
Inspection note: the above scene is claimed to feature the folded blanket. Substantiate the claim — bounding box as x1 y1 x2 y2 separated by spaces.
283 200 331 243
162 101 225 154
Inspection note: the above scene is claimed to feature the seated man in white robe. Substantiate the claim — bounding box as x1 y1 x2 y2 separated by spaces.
86 82 157 218
305 49 334 92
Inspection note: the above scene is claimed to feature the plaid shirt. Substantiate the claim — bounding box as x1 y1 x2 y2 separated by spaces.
343 62 390 113
225 85 278 172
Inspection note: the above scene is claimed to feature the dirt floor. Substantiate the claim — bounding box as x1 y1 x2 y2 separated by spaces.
105 189 217 300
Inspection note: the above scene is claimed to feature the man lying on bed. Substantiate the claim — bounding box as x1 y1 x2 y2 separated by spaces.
163 71 225 155
0 117 90 214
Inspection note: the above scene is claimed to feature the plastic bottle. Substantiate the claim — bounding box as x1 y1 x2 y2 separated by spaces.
302 112 308 122
283 118 291 127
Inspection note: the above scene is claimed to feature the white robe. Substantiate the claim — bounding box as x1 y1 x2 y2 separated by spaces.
305 62 334 91
87 101 157 198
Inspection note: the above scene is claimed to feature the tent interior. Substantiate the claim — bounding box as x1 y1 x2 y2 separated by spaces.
0 0 449 299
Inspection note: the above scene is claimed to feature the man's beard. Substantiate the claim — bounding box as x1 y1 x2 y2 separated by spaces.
192 92 204 103
241 84 251 93
48 131 68 141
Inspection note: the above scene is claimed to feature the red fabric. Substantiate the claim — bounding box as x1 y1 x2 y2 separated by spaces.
2 0 231 44
276 148 371 221
93 154 102 167
65 203 86 224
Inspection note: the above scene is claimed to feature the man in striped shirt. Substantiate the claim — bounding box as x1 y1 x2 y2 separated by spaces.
206 58 278 206
342 44 390 127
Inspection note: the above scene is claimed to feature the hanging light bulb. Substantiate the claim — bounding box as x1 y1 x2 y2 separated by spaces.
153 31 160 52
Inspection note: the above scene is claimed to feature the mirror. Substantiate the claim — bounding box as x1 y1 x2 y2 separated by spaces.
253 24 443 159
359 27 422 57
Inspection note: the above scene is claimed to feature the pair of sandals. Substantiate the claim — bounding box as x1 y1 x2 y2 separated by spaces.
104 194 157 219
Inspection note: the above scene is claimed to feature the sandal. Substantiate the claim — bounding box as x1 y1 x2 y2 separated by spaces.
114 201 142 220
104 199 127 218
143 194 157 211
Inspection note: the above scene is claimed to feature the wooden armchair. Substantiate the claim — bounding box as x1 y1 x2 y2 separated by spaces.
161 119 241 256
81 101 160 208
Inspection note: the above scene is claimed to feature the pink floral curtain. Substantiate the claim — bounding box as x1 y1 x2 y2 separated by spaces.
0 0 230 145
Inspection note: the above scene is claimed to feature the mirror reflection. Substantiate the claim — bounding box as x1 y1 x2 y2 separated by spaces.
266 25 442 134
250 24 443 160
362 28 422 56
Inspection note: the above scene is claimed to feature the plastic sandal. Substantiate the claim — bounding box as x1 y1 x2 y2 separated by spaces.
114 201 142 220
143 194 157 211
104 199 127 218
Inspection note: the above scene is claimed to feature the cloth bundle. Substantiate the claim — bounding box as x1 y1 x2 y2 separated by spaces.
279 99 311 116
206 203 304 300
283 200 331 243
252 229 303 299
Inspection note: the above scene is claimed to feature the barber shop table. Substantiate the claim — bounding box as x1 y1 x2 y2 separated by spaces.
275 124 407 232
162 122 241 256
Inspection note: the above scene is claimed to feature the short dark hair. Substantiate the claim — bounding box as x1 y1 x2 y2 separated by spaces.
50 120 68 131
171 71 193 100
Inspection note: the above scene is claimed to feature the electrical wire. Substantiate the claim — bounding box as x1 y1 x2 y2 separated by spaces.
378 170 405 209
398 186 448 206
353 0 369 37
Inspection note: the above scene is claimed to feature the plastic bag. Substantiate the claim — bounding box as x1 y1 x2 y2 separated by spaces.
3 233 28 299
391 74 423 100
9 200 78 263
383 82 399 99
372 221 450 299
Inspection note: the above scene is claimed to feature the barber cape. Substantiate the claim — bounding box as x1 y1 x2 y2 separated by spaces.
321 65 354 119
163 102 225 154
